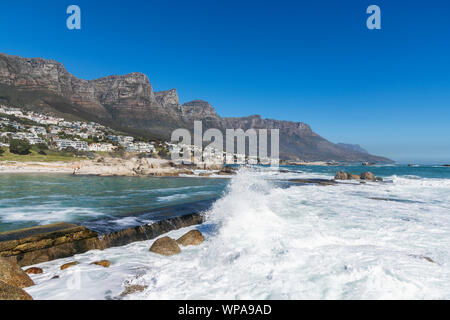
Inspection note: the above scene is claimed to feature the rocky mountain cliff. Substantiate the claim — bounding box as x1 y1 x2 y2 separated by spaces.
0 53 392 162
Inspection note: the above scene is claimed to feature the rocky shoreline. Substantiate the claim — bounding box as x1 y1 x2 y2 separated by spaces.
0 213 204 268
0 211 206 300
0 157 237 177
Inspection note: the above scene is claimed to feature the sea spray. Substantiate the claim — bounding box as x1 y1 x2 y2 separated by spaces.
24 166 450 299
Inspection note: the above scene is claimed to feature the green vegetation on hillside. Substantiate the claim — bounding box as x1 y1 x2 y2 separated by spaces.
0 148 83 162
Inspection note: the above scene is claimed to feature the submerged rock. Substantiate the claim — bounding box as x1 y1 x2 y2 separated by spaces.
0 257 34 288
0 281 33 300
119 285 148 297
60 261 79 270
177 230 205 246
149 237 181 256
25 267 43 275
91 260 111 268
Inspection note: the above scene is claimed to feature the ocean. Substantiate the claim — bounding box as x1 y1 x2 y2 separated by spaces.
1 164 450 299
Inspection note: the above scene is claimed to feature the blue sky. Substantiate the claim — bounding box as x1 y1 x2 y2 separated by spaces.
1 0 449 163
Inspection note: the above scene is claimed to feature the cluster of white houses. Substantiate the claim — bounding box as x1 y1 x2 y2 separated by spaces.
0 105 155 154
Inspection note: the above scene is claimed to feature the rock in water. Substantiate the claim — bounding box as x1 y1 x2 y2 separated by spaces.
119 285 148 297
91 260 111 268
360 172 375 181
334 171 348 180
177 230 205 246
347 173 361 180
60 261 79 270
0 281 33 300
149 237 181 256
0 257 34 288
25 267 43 275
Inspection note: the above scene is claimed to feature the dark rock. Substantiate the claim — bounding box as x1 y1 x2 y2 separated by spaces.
149 237 181 256
216 167 236 176
177 230 205 246
0 281 33 300
24 267 43 275
291 178 337 186
0 257 34 288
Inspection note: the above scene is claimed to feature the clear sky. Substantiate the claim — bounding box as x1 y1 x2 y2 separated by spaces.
1 0 449 163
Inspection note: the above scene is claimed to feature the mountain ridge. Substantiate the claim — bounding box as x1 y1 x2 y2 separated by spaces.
0 53 393 163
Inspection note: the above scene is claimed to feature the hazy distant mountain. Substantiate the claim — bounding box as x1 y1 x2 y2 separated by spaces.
0 53 393 163
336 143 369 154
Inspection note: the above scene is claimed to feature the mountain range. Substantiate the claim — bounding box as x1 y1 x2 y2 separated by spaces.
0 53 392 162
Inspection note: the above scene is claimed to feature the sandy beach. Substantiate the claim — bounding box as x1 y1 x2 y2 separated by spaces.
0 157 227 177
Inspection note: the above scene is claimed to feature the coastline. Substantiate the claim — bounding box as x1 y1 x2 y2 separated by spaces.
0 157 230 177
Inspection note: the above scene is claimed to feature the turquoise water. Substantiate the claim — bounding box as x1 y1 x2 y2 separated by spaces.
282 164 450 179
0 165 449 233
0 174 228 233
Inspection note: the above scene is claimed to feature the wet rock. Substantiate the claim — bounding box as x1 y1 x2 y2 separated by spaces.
60 261 79 270
423 256 435 263
0 257 34 288
360 172 375 181
375 176 383 182
334 171 348 180
0 222 99 267
24 267 43 275
0 281 33 300
290 179 337 186
149 237 181 256
91 260 111 268
177 230 205 246
119 285 148 297
217 167 236 175
199 172 213 177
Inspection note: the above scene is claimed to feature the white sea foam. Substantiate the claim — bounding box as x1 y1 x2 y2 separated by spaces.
25 168 450 300
0 206 105 225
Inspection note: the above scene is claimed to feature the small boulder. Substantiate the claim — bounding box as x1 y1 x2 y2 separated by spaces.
149 237 181 256
0 281 33 300
360 172 375 181
334 171 348 180
91 260 111 268
177 230 205 246
60 261 79 270
375 176 383 182
25 267 43 275
0 257 34 288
